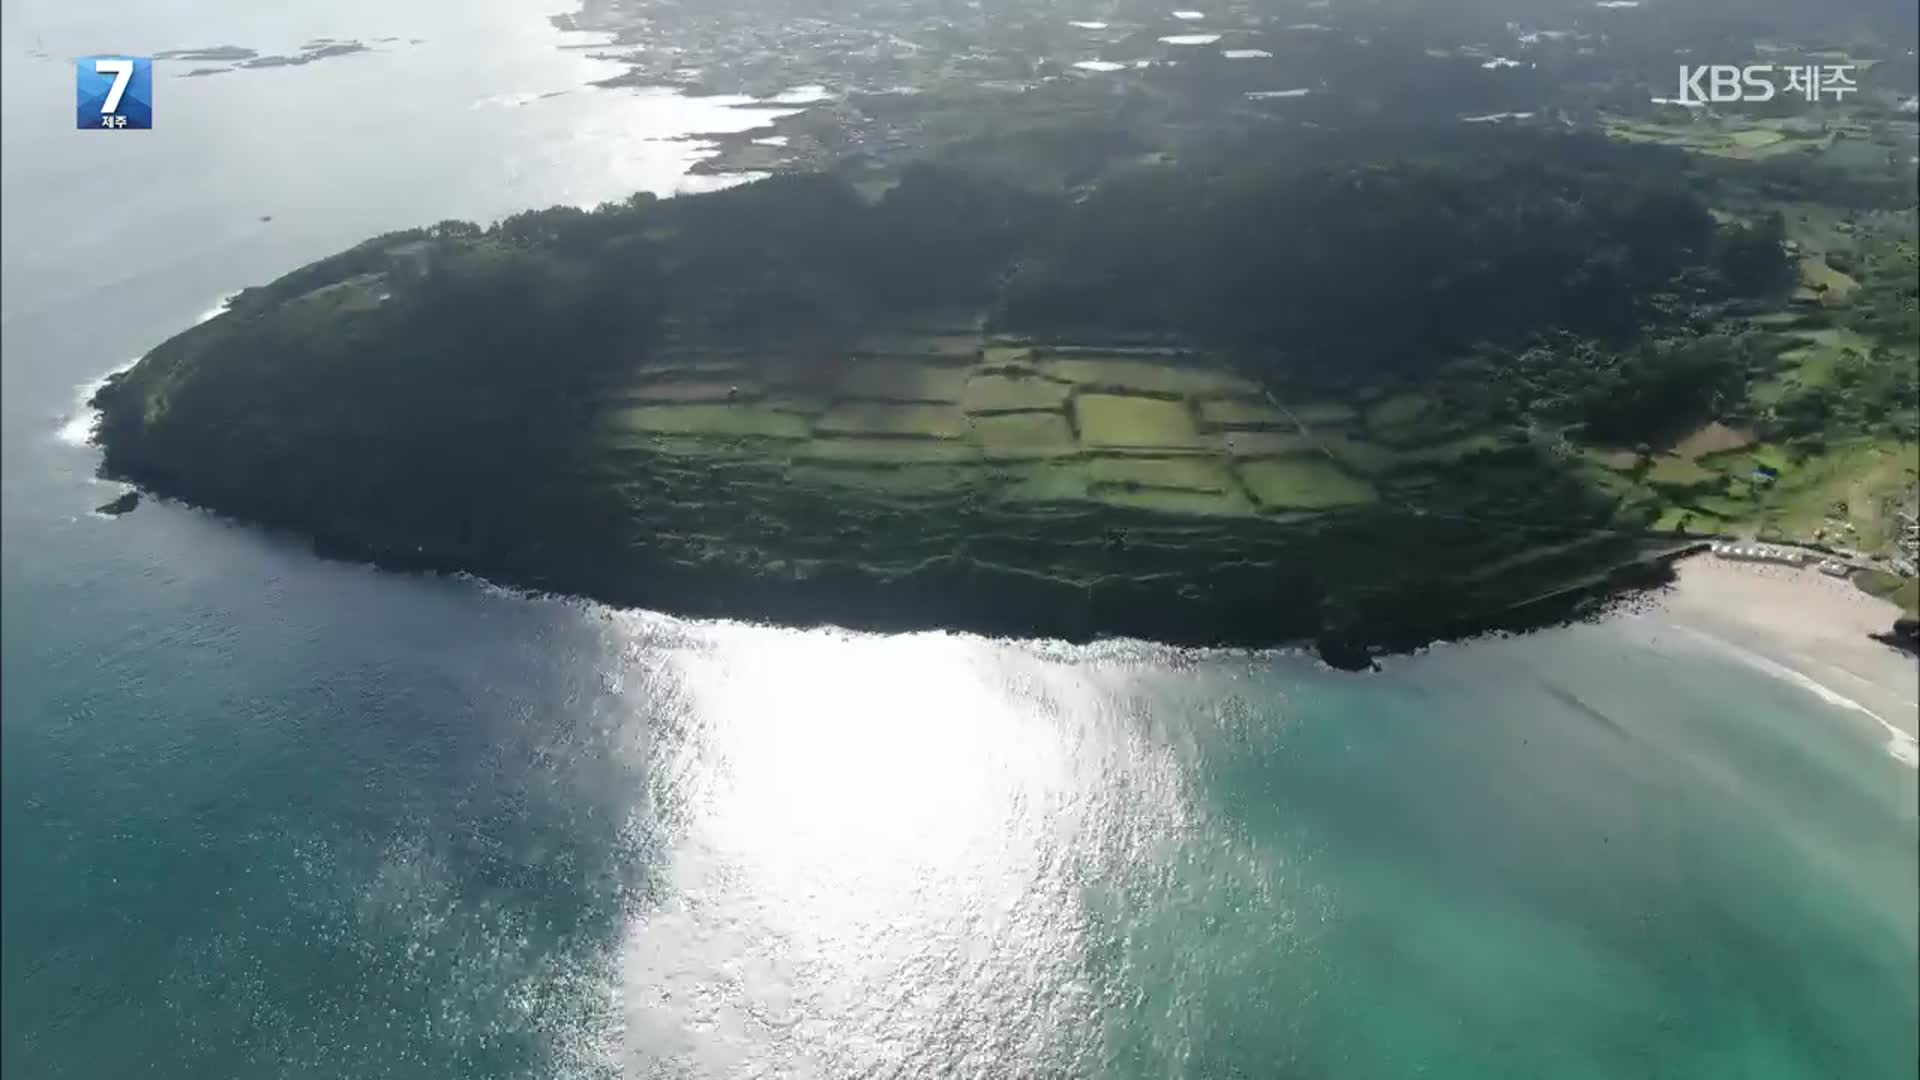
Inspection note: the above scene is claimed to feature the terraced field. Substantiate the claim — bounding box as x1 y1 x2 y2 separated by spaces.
1600 114 1834 162
594 338 1518 522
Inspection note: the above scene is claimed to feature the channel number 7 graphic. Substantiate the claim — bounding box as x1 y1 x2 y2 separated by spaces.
77 56 153 130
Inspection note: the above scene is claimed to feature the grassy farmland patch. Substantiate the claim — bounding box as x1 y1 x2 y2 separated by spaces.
1197 397 1291 430
1222 431 1322 458
962 373 1072 414
1646 454 1719 488
1236 460 1378 510
1089 456 1236 494
1075 394 1206 450
1041 357 1256 397
995 461 1090 503
1798 255 1859 302
971 412 1080 459
1670 421 1753 460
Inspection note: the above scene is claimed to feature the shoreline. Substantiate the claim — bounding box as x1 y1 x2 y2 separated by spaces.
81 436 1682 675
1644 553 1919 756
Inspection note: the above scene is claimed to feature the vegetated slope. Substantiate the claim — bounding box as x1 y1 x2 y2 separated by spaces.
93 131 1790 662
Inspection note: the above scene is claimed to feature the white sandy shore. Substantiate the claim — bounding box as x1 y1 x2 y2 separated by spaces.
1646 554 1918 757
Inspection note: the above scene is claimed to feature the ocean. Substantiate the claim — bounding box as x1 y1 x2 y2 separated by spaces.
3 1 1915 1076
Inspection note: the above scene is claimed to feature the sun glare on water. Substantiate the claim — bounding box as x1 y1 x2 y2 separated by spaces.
617 627 1197 1075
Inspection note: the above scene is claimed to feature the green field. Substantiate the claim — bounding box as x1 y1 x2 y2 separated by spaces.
1222 431 1321 459
1236 460 1379 510
1041 357 1257 398
1669 421 1753 460
1730 129 1786 149
1628 434 1918 553
971 412 1080 459
995 461 1090 503
962 373 1072 414
1089 455 1236 494
1646 454 1719 488
1600 115 1828 161
1750 327 1880 405
593 346 1632 527
1798 255 1859 301
1074 393 1207 450
1197 397 1291 430
1857 570 1920 617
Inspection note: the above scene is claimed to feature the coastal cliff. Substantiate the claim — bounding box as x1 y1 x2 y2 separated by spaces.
93 136 1789 665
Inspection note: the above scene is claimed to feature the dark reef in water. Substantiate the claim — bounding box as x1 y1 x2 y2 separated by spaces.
94 490 140 517
1875 616 1920 657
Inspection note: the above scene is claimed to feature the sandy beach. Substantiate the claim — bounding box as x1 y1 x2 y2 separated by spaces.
1644 554 1919 757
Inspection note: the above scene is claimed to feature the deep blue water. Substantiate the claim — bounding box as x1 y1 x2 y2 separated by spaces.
4 3 1916 1076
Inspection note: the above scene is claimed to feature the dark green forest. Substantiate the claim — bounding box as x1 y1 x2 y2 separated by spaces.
115 131 1789 492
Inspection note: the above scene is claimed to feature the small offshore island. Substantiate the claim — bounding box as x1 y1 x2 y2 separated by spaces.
92 111 1917 665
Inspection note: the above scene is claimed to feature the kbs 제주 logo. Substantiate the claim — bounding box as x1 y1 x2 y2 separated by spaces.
76 56 153 130
1672 63 1857 106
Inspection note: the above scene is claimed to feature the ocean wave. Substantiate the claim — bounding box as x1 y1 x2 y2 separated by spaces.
195 288 242 325
55 289 241 448
55 356 141 447
451 570 537 601
1673 624 1919 768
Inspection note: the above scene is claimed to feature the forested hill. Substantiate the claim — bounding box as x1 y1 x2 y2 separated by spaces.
92 131 1795 662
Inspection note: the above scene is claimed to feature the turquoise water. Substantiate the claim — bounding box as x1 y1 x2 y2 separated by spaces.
3 2 1916 1076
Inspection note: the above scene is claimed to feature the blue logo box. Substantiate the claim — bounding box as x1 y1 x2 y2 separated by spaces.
76 55 152 130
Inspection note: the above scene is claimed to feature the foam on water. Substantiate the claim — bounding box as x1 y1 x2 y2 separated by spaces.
194 290 243 325
470 90 549 109
55 290 240 448
1674 624 1920 767
765 84 832 105
55 357 140 447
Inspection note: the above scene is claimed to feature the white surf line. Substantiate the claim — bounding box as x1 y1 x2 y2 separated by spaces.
1671 623 1919 768
56 289 242 447
56 357 141 447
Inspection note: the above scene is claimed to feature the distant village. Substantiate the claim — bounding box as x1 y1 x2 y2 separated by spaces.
551 0 1920 185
